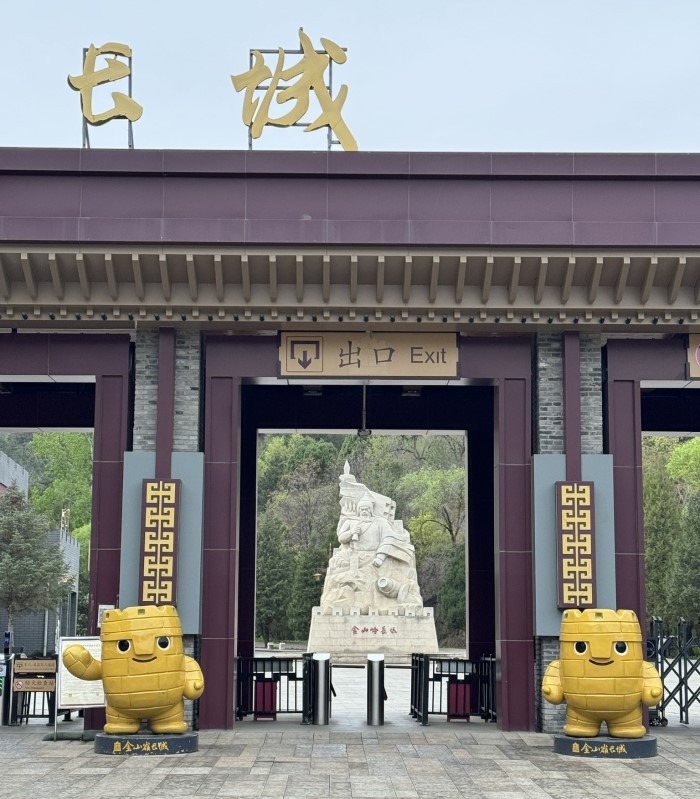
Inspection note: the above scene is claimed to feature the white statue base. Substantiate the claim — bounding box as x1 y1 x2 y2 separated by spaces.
307 605 440 665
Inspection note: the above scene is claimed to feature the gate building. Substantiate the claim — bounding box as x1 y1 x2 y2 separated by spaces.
0 148 697 731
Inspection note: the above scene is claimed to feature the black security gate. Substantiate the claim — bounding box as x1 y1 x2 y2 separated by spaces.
648 618 700 725
410 653 496 725
236 654 310 721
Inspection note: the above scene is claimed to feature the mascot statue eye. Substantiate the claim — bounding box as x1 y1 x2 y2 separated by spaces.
157 636 171 650
117 640 131 653
615 641 628 655
574 641 587 655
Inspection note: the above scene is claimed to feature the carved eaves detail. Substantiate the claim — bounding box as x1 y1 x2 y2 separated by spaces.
0 246 697 331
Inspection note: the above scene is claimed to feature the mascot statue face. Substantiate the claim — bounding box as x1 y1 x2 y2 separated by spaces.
559 608 645 698
100 605 186 700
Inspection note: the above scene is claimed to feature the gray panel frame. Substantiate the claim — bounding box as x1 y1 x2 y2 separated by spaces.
533 454 616 636
119 451 204 633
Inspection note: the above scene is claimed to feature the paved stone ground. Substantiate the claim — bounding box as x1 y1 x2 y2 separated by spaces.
1 668 699 798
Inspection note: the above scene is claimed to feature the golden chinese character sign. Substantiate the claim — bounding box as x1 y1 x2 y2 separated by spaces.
139 479 180 605
280 332 457 378
688 334 700 378
232 29 357 151
68 42 143 125
555 481 596 608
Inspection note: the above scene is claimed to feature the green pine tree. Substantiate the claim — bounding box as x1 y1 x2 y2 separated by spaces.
255 512 294 646
643 436 682 621
71 522 91 635
0 486 72 634
287 547 328 641
437 546 467 645
667 491 700 630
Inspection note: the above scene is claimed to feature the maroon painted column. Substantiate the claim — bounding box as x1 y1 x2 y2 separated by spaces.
605 339 687 617
89 371 130 627
84 366 130 732
460 337 534 731
607 377 645 614
199 336 283 729
496 375 534 731
200 374 240 729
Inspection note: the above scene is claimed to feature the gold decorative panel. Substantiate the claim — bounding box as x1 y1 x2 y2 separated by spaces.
555 481 596 609
139 479 181 605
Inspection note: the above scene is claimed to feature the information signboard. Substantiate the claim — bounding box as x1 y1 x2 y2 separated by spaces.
280 332 458 378
689 334 700 378
58 637 105 709
14 659 57 674
13 677 55 692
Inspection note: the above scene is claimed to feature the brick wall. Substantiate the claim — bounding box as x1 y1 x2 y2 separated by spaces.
580 333 603 455
535 334 564 454
133 330 201 453
535 333 603 455
536 636 566 732
174 330 202 452
133 330 158 452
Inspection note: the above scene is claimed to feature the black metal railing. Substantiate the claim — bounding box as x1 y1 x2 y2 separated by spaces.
410 653 496 725
236 655 306 721
648 617 700 726
14 690 54 723
477 654 497 722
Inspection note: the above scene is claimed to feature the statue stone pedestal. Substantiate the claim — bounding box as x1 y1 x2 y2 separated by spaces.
307 607 439 665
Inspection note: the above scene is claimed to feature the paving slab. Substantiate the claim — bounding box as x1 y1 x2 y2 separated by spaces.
1 666 699 798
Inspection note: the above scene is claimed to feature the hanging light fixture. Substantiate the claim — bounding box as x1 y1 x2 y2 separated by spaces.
357 384 372 438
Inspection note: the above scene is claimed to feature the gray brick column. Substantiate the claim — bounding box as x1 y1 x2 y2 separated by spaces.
133 330 158 452
580 334 603 455
533 333 603 732
131 328 202 726
174 330 202 452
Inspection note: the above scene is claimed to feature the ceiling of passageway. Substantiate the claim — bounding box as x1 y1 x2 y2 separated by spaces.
642 383 700 436
0 381 95 430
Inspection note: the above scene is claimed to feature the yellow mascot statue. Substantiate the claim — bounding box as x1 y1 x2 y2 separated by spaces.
62 605 204 735
542 608 662 738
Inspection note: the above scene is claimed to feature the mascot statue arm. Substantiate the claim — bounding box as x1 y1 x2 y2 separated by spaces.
642 661 663 706
183 655 205 700
63 644 103 681
541 659 565 704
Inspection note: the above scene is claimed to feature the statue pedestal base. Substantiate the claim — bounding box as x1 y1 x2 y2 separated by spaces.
307 606 439 664
552 734 657 758
94 731 199 755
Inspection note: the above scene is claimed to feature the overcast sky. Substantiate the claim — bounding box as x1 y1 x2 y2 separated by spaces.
1 0 699 153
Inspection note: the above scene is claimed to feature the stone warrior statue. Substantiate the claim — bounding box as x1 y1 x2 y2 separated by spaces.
318 462 424 614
